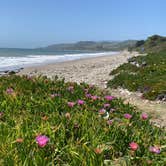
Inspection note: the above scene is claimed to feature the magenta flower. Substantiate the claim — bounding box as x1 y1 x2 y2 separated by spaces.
98 108 106 115
36 135 49 148
110 108 116 113
124 113 132 119
84 88 89 93
149 146 161 154
91 95 98 100
50 93 60 98
77 99 85 105
86 93 92 98
141 113 148 120
6 88 14 94
129 142 139 151
104 103 110 108
105 95 115 101
0 112 3 117
107 120 113 125
67 86 74 92
68 102 75 107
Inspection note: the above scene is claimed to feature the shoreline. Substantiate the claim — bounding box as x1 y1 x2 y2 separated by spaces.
0 51 118 74
18 50 139 88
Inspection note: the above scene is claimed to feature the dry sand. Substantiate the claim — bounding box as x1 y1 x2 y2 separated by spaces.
19 50 139 88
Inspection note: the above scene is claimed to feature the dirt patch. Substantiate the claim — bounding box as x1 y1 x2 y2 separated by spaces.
109 88 166 128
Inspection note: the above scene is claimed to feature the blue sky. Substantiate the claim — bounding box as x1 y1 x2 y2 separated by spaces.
0 0 166 48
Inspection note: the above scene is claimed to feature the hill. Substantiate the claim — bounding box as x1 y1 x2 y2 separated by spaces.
43 40 137 51
133 35 166 53
108 35 166 101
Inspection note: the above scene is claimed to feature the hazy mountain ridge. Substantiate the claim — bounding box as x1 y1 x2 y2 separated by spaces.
43 40 137 51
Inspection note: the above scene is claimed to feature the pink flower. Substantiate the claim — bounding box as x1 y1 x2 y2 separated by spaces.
86 93 92 98
77 99 85 105
36 135 49 148
129 142 139 151
68 102 75 107
84 88 89 93
0 112 3 117
98 109 106 115
149 146 160 154
107 120 113 125
110 108 116 113
6 88 14 94
50 93 60 98
141 113 148 120
105 95 115 101
124 113 132 119
104 103 110 108
91 95 98 100
67 86 74 92
16 138 24 143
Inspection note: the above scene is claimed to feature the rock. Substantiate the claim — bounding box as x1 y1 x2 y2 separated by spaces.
141 61 147 67
8 71 16 75
156 94 166 101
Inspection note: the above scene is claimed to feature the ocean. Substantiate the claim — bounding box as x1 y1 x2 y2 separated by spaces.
0 48 118 72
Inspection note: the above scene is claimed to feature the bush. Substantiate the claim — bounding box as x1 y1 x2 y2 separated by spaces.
108 51 166 100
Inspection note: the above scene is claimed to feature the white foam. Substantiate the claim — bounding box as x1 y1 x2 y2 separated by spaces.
0 51 119 71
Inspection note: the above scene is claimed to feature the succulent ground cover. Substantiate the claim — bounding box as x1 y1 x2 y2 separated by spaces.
108 51 166 101
0 75 165 165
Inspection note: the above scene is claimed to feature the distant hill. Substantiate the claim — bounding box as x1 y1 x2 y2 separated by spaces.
43 40 137 51
133 35 166 53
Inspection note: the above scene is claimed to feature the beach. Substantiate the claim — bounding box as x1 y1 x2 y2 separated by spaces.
19 50 139 88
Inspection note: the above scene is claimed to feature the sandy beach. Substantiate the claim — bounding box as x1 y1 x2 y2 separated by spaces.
19 50 139 88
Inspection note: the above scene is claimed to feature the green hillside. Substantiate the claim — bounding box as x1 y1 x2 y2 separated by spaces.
108 35 166 101
133 35 166 53
44 40 137 51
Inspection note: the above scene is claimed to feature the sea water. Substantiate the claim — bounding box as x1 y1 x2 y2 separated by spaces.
0 48 118 72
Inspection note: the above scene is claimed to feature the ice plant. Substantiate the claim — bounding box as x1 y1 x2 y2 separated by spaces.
0 112 3 117
104 103 110 108
94 148 103 154
86 93 92 98
84 88 89 93
124 113 132 119
67 86 74 92
68 102 75 107
110 108 116 113
50 93 60 98
16 138 24 143
6 88 14 94
129 142 139 151
36 135 49 148
77 99 84 105
65 112 71 119
149 146 161 154
105 95 115 101
141 113 148 120
107 120 113 125
91 95 98 100
98 108 106 115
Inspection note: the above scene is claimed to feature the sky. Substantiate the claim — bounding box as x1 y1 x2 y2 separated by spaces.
0 0 166 48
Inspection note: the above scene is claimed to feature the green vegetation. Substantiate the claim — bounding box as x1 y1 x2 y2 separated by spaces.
44 40 137 51
0 75 165 165
108 51 166 100
131 35 166 53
